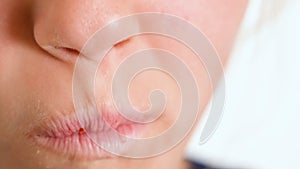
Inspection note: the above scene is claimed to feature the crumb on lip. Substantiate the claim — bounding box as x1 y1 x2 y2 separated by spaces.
79 128 86 135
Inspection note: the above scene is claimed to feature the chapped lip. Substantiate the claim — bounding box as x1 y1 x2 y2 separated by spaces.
30 106 141 160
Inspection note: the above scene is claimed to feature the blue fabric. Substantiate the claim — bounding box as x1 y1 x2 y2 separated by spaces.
189 161 210 169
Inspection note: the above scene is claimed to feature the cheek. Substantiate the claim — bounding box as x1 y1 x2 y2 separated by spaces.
135 0 192 20
129 0 248 134
136 0 248 62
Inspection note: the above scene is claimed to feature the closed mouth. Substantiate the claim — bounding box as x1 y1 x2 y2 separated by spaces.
30 105 141 160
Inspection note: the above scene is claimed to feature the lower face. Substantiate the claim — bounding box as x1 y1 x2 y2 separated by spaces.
0 0 248 169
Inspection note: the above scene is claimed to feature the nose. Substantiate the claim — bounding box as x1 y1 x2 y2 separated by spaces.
33 0 133 62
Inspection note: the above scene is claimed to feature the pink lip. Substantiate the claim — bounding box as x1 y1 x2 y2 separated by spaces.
30 107 141 160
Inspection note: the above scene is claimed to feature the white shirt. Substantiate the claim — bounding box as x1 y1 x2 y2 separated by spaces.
186 0 300 168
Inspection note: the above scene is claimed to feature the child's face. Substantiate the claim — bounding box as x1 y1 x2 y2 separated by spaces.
0 0 248 169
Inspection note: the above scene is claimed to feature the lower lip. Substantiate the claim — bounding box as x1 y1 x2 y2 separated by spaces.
31 113 140 160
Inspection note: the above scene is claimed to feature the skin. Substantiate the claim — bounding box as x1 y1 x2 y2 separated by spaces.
0 0 248 169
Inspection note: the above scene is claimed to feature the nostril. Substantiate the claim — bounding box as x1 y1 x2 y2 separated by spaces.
44 46 80 64
44 37 132 64
55 46 80 56
114 38 131 48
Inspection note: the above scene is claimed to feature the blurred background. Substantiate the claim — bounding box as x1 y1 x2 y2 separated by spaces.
186 0 300 168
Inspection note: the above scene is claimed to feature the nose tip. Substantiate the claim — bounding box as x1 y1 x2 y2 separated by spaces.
33 0 131 62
